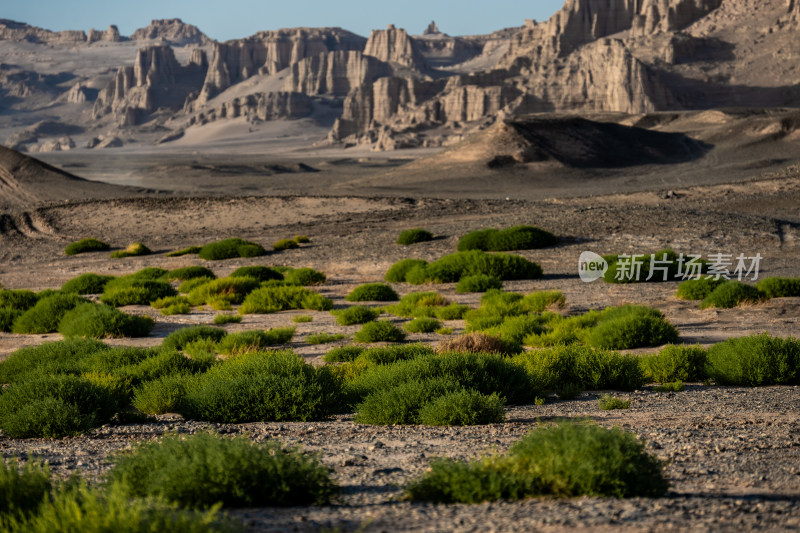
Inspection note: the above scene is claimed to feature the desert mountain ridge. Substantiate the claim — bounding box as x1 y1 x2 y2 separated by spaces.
2 0 800 154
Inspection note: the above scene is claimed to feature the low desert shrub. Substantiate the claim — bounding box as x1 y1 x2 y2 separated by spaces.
58 303 154 338
293 314 313 323
598 394 631 410
0 289 38 311
198 238 267 260
151 295 190 309
404 317 442 334
654 381 685 392
131 373 193 415
456 274 502 293
186 276 261 307
117 349 210 384
436 332 519 356
385 291 450 318
358 343 434 365
239 285 332 314
110 242 151 259
64 238 110 256
346 283 399 302
322 345 365 363
162 326 227 352
283 267 326 286
397 228 434 246
163 266 216 281
640 344 708 383
583 305 679 350
61 273 115 295
417 389 505 426
457 225 557 252
354 377 460 425
756 277 800 298
183 339 219 363
213 313 241 325
675 277 725 300
294 235 310 244
406 422 667 502
101 278 177 307
229 266 283 282
0 458 51 519
306 333 346 345
354 321 406 343
178 277 213 293
0 308 22 332
0 339 110 384
273 238 299 251
166 245 201 257
216 328 296 354
108 432 336 508
128 267 170 280
434 303 471 320
706 333 800 386
700 281 766 309
385 259 427 283
334 306 380 326
402 250 544 284
11 293 87 334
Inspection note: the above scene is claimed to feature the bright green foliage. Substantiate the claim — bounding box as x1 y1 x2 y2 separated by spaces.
213 314 241 325
346 283 399 302
322 346 365 363
417 389 505 426
186 276 260 306
354 377 461 425
396 250 543 284
162 326 227 352
334 306 380 326
654 381 685 392
706 333 800 386
584 305 679 350
598 394 631 410
11 293 87 334
151 295 191 309
273 238 299 251
163 266 216 281
178 277 213 294
306 333 346 345
404 317 441 333
65 238 110 256
354 321 406 343
406 422 667 502
111 242 151 259
183 339 219 363
457 226 557 252
385 291 450 318
640 344 708 383
700 281 766 309
166 245 202 257
215 328 296 354
456 274 502 293
756 277 800 298
61 273 116 295
0 308 22 332
108 432 337 508
198 238 267 260
160 303 191 316
434 303 471 320
131 373 194 415
385 259 427 282
229 266 283 282
58 303 154 338
293 314 313 323
101 278 177 307
116 349 210 384
0 339 110 384
675 277 725 300
180 351 342 422
0 289 38 311
0 458 51 519
397 228 434 245
283 267 326 286
239 285 332 314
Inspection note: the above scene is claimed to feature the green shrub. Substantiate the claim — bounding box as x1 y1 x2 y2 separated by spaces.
162 326 227 352
0 458 51 520
0 339 110 384
65 238 110 256
598 394 631 410
406 422 667 502
457 225 557 252
183 339 219 363
0 289 38 311
198 238 267 260
273 238 299 251
654 381 685 392
178 277 213 293
58 303 154 338
101 278 177 307
385 291 450 318
584 305 679 350
163 266 216 281
151 295 190 309
398 228 434 246
108 432 336 508
111 242 151 259
283 267 326 286
385 259 428 282
117 349 210 384
456 274 502 293
160 303 191 316
61 273 116 295
11 293 87 334
354 377 460 425
216 328 296 354
346 283 399 302
359 344 435 365
166 245 201 257
756 277 800 298
229 266 283 282
322 346 365 363
675 277 725 300
404 317 441 333
640 344 708 383
417 389 505 426
354 321 406 343
398 250 543 284
700 281 766 309
706 333 800 386
184 276 260 307
129 267 171 280
435 303 471 320
0 308 22 332
239 285 332 314
334 306 379 326
293 314 313 323
132 373 193 415
294 235 310 244
306 333 346 345
213 314 241 325
180 351 341 422
0 374 119 438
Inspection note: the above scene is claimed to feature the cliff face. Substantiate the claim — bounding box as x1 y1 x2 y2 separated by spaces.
282 51 391 97
363 25 429 70
87 25 122 43
188 92 312 127
130 19 209 45
0 19 86 44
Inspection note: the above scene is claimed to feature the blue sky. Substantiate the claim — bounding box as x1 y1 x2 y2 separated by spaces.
4 1 566 40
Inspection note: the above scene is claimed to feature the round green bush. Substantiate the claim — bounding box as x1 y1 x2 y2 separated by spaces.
61 273 116 295
346 283 399 302
132 373 193 415
706 333 800 386
675 277 725 300
186 276 260 306
198 238 267 260
101 279 177 307
456 274 503 293
756 277 800 298
354 378 459 425
64 238 110 256
398 250 543 284
107 432 337 508
273 238 299 251
334 306 380 326
58 303 154 338
385 259 428 283
166 245 202 257
417 389 505 426
162 326 227 352
354 321 407 343
229 266 283 282
641 344 708 383
11 293 87 334
0 289 38 311
129 267 170 280
110 242 151 259
283 267 326 286
163 266 216 281
322 346 366 363
700 281 766 309
239 286 332 314
457 225 556 252
397 228 434 246
215 328 296 354
584 307 678 350
404 317 441 333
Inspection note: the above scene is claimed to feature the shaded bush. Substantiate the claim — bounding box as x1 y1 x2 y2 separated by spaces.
584 305 679 350
0 339 110 384
101 278 177 307
0 308 22 332
111 242 151 259
213 314 241 325
0 458 51 519
132 373 193 415
640 344 708 383
230 266 283 282
675 277 725 300
186 276 260 306
354 321 406 343
456 274 502 293
406 422 667 502
404 317 441 333
417 389 505 426
198 238 267 260
11 293 87 334
273 238 299 251
346 283 399 302
756 277 800 298
706 333 800 386
457 225 557 252
700 281 766 309
163 266 216 281
239 285 332 314
162 326 227 352
108 432 336 508
398 228 434 246
334 306 379 326
358 343 435 365
65 238 110 256
283 267 326 286
306 333 346 345
294 235 310 244
166 245 201 257
216 328 296 354
322 346 366 363
178 277 213 294
128 267 171 280
0 289 38 311
385 259 428 283
354 377 460 425
58 303 154 338
61 273 116 295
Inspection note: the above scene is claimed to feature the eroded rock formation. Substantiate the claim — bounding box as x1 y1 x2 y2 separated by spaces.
188 92 312 126
364 25 429 70
0 19 86 43
88 25 122 43
283 51 391 97
130 19 209 45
